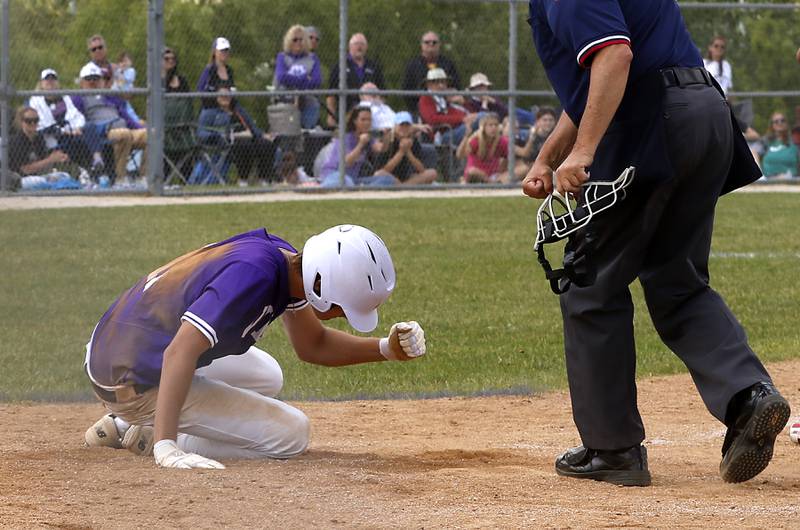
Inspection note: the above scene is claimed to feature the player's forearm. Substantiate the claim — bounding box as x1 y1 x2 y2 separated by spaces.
300 327 384 367
572 45 632 159
154 324 208 443
381 151 403 173
407 152 425 173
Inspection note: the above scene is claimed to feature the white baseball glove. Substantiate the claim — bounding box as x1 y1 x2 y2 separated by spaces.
379 321 426 361
153 439 225 469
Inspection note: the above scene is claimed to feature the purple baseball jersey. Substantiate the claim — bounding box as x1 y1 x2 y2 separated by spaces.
86 229 307 389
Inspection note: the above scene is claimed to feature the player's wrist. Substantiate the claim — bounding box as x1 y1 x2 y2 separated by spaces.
378 337 397 361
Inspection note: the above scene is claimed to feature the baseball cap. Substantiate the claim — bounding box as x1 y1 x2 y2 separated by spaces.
395 111 413 125
425 68 449 84
214 37 231 51
79 62 103 79
40 68 58 80
469 72 492 89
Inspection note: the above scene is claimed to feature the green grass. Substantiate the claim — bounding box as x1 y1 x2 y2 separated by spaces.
1 193 798 401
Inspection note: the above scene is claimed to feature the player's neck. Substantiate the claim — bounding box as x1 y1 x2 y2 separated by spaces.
281 249 306 300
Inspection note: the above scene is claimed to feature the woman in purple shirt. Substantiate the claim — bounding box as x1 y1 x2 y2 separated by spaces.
273 25 322 129
320 106 395 187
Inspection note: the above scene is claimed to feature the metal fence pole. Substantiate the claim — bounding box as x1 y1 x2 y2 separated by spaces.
337 0 348 189
507 0 517 183
147 0 165 195
0 0 10 192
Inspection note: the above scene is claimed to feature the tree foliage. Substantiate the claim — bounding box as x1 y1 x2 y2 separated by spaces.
5 0 800 130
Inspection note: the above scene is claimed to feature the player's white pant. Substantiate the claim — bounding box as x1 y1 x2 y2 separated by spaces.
103 347 310 460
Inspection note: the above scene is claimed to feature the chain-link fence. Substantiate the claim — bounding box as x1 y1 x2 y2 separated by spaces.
1 0 799 195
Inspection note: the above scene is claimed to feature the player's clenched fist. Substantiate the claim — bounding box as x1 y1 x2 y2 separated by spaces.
154 439 225 469
379 321 426 361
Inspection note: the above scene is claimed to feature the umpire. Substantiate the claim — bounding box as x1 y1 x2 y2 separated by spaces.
522 0 790 486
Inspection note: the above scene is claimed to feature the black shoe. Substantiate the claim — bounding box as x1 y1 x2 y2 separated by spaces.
720 382 790 483
555 445 651 486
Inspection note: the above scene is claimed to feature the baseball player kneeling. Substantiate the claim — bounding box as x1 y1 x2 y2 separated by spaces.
83 225 426 469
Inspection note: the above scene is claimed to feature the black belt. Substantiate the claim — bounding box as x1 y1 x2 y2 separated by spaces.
660 67 712 89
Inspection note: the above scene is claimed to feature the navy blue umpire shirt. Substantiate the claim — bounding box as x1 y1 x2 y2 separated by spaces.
528 0 702 126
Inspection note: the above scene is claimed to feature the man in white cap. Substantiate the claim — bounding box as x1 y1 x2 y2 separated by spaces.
463 72 537 139
418 68 476 147
28 68 93 172
82 225 426 469
72 62 147 183
374 111 438 185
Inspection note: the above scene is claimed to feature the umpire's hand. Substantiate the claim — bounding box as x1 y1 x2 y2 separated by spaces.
555 151 591 195
522 160 554 199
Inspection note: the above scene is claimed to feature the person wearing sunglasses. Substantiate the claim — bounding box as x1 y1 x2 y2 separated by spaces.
402 31 461 113
87 34 114 84
197 37 234 110
161 48 189 93
760 112 799 178
273 25 322 130
325 33 386 128
8 106 75 189
305 26 320 53
703 35 733 97
72 62 147 185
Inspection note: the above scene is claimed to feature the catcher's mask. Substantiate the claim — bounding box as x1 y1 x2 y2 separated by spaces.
534 166 635 295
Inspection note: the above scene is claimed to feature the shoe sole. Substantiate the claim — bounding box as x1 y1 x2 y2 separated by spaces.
720 394 791 483
556 467 652 487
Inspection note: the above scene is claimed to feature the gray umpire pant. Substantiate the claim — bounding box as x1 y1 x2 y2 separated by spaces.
561 83 771 451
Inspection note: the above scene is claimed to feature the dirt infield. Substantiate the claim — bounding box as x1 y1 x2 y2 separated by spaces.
2 361 799 529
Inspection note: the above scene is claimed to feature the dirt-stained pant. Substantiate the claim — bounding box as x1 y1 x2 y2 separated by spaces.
107 128 148 179
100 347 310 460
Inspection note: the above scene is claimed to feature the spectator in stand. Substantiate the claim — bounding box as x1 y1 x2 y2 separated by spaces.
463 72 536 137
73 62 147 183
87 34 113 84
359 82 396 132
456 112 508 184
508 106 556 181
792 125 800 150
374 111 437 185
305 26 320 53
703 35 732 97
111 51 144 127
326 33 386 127
418 68 476 147
319 105 394 188
198 37 234 109
195 86 278 186
403 31 461 112
162 47 194 179
162 47 190 93
274 25 322 130
760 111 799 178
28 68 93 173
9 106 77 189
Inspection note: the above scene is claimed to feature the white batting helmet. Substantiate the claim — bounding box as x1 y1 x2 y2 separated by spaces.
302 225 396 332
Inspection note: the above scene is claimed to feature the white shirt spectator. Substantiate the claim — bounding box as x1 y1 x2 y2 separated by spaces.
703 58 732 96
369 101 396 131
